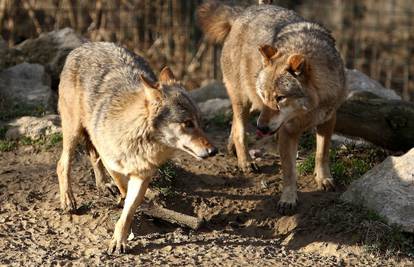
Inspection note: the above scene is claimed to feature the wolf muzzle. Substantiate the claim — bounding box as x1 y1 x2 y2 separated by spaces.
198 146 218 159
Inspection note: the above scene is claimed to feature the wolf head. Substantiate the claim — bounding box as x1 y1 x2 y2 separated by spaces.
140 67 217 159
256 45 312 133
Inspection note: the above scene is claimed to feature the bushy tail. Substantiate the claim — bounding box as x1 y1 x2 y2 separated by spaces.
196 1 241 44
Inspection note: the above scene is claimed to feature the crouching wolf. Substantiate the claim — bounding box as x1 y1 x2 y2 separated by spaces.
57 42 217 253
197 2 346 213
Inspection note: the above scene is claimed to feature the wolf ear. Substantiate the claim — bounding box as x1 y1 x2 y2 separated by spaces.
159 66 176 83
258 45 279 66
140 74 162 102
287 54 305 76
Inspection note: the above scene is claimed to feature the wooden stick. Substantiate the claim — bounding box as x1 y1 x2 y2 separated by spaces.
141 202 204 230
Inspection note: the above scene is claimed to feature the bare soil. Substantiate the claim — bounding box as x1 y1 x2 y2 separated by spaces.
0 124 412 266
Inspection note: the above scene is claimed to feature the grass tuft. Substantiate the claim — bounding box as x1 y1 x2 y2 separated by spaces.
208 113 232 129
152 161 178 197
0 140 17 152
297 145 388 186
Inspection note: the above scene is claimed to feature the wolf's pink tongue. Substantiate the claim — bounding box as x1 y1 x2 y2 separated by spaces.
256 130 271 138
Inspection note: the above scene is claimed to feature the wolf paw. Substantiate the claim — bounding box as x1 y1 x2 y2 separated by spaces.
226 142 236 156
316 177 335 191
277 187 298 215
116 197 125 208
239 161 260 174
108 238 127 255
97 182 120 197
277 201 297 215
60 191 77 212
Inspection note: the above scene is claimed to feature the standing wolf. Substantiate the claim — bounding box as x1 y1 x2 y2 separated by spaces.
57 42 217 253
197 2 346 213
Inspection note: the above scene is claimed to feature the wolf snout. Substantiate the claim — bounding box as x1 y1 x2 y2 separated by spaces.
207 146 218 157
199 146 218 159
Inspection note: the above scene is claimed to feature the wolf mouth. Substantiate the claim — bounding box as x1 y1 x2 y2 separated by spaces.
182 145 203 160
256 123 283 138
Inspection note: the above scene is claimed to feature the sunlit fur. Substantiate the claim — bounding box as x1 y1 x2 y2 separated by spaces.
197 2 347 212
57 42 215 253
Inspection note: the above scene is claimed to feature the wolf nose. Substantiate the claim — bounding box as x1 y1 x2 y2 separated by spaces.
207 147 218 157
257 125 270 135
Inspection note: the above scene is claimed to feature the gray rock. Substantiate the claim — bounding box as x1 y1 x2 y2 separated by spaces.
345 69 401 100
341 148 414 232
5 115 61 140
0 62 53 112
190 80 228 103
15 28 85 89
331 134 370 148
198 98 232 119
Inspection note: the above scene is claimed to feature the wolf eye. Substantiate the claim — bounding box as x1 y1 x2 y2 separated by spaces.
184 120 195 128
276 95 286 102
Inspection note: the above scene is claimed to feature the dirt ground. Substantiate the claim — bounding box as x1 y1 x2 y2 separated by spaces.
0 123 412 266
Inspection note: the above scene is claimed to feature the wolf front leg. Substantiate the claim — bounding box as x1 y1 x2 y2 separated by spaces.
108 176 150 254
314 113 336 191
277 125 301 215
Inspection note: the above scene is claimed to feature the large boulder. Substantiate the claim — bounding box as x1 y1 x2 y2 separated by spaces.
15 28 84 90
341 148 414 232
0 46 25 71
5 115 61 140
345 69 401 100
198 98 232 120
189 80 228 103
0 63 54 118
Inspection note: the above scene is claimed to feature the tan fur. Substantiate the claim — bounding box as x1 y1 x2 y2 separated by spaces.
196 1 241 44
197 3 346 213
57 42 216 253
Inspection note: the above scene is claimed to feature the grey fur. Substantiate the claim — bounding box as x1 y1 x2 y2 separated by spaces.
198 2 347 212
57 42 215 253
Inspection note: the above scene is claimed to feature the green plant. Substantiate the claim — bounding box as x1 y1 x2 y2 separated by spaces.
297 153 315 175
330 149 372 186
209 113 231 128
0 140 17 152
299 132 316 151
45 132 63 149
152 161 177 197
297 147 377 186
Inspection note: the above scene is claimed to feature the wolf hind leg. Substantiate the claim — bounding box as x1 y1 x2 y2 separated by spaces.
83 134 119 197
57 119 81 212
227 126 236 156
106 169 128 207
229 100 258 173
314 113 336 191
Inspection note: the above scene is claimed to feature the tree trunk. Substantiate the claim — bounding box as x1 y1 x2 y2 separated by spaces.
335 93 414 151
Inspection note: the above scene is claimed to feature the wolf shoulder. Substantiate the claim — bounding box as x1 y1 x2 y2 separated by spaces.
63 42 156 87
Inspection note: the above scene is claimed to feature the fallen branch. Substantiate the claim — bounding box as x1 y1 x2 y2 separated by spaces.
336 92 414 151
141 202 203 230
140 188 203 230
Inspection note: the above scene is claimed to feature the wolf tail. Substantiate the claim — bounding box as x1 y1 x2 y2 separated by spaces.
197 1 241 44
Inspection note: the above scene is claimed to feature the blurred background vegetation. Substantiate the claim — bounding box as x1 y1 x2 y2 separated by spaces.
1 0 413 99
